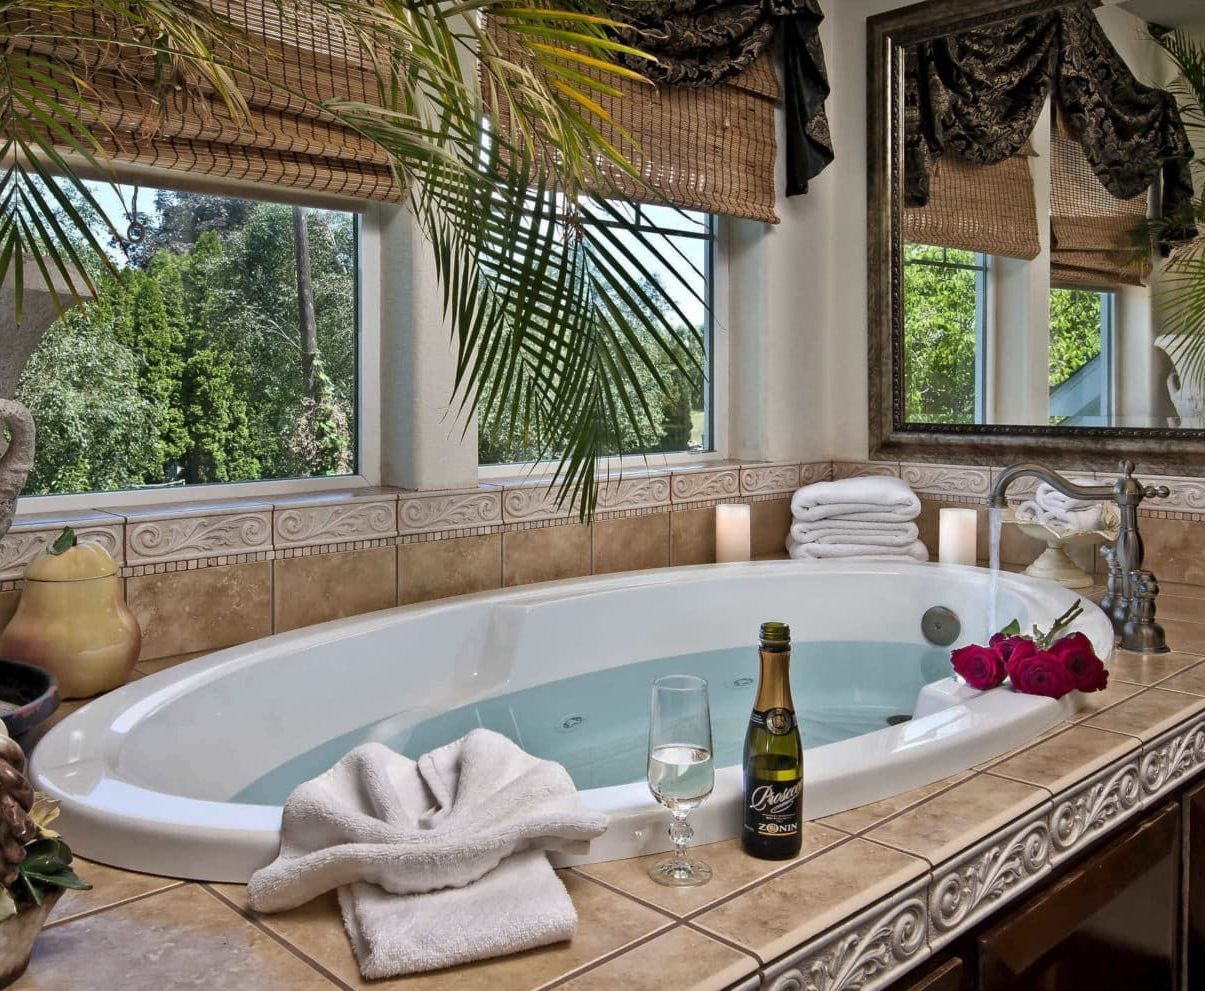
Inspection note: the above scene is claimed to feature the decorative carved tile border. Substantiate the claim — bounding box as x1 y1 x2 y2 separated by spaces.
761 878 930 991
597 473 671 512
900 463 991 498
741 464 801 496
126 511 274 566
927 805 1051 951
670 467 741 506
0 515 126 581
1048 759 1142 866
274 497 398 549
832 461 899 480
398 489 502 536
1140 717 1205 806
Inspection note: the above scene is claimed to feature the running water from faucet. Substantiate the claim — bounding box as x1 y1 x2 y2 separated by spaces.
987 506 1004 637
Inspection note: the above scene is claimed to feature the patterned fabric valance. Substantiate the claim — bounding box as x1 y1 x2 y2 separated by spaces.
6 3 403 204
905 3 1192 232
485 17 781 223
607 0 833 196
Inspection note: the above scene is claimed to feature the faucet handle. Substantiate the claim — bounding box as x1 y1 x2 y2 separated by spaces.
1143 485 1171 501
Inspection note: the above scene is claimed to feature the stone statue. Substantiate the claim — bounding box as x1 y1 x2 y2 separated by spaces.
0 402 34 542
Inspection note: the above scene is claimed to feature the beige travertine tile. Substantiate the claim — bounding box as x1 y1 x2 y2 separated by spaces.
1150 593 1205 624
1085 686 1205 742
1159 580 1205 600
866 774 1047 866
670 507 716 566
1155 659 1205 696
556 925 757 991
502 524 592 587
127 561 272 660
12 884 336 990
1137 516 1205 586
750 497 791 558
987 725 1138 795
47 859 182 926
133 649 209 677
1106 648 1202 686
592 513 670 575
973 724 1072 771
398 534 501 605
213 872 671 991
819 771 974 834
1160 619 1205 654
692 838 926 963
273 547 396 633
1066 679 1145 722
0 588 18 634
574 822 847 917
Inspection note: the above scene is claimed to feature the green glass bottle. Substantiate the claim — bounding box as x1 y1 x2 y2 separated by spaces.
741 621 803 859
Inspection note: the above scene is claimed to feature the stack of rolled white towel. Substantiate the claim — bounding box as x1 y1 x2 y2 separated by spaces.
1015 481 1117 534
785 476 928 562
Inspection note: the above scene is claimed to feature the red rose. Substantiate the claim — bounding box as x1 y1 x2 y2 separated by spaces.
1047 632 1108 693
1006 642 1078 699
989 633 1029 664
951 643 1007 690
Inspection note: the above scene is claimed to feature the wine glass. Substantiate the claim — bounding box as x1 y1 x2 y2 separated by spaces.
647 674 714 886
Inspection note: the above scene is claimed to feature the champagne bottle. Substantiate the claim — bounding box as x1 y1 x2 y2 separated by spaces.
742 621 803 859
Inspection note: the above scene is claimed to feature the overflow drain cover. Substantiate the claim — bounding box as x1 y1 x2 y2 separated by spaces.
557 715 584 732
922 606 961 647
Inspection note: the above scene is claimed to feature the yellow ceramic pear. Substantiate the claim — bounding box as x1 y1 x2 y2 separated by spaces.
0 528 141 699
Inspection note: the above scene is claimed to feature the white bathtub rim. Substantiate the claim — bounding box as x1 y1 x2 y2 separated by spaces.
30 559 1112 882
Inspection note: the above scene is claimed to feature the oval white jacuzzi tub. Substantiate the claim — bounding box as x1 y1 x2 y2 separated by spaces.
31 560 1114 882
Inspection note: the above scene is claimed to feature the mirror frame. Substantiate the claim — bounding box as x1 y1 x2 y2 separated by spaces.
867 0 1205 474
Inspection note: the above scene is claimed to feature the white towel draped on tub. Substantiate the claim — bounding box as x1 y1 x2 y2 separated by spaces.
790 476 922 523
247 729 608 979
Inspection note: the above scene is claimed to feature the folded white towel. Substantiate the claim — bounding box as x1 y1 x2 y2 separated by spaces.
248 730 608 978
791 477 921 523
786 534 929 562
789 519 920 547
1015 499 1117 535
1034 480 1098 514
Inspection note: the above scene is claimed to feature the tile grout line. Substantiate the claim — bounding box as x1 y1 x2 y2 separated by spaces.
534 919 679 991
199 883 357 991
42 880 188 929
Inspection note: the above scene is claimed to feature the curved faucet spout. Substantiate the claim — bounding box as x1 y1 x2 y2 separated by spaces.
987 463 1114 509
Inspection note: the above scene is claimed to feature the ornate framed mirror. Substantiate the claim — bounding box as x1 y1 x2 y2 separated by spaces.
868 0 1205 472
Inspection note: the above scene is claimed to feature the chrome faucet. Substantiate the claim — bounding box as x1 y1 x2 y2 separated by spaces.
987 460 1171 654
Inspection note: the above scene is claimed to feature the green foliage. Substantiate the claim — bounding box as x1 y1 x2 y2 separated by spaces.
15 192 356 495
902 245 980 424
1049 289 1103 389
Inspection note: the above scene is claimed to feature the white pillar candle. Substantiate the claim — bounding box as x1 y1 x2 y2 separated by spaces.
715 504 752 563
939 507 979 567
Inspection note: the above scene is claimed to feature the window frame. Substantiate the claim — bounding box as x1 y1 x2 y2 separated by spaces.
477 212 731 481
15 185 382 515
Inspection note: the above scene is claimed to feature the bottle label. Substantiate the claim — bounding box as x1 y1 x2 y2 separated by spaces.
744 777 803 837
750 707 796 736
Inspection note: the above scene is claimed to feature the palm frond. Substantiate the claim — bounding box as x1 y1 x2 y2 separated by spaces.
1 0 706 516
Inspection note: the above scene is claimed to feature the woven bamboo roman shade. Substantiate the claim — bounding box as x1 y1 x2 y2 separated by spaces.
7 3 402 204
1050 122 1150 288
903 147 1040 260
484 18 781 223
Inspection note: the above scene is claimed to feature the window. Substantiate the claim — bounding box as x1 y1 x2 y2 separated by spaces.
12 181 360 498
902 244 987 425
478 204 715 465
1050 288 1114 426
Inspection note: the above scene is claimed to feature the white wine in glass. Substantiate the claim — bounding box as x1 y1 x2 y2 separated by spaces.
647 675 714 886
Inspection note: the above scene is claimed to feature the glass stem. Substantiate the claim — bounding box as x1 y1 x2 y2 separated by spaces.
669 810 693 860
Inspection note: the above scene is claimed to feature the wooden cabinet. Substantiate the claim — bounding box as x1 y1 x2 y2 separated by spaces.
976 802 1181 991
897 957 963 991
1184 778 1205 989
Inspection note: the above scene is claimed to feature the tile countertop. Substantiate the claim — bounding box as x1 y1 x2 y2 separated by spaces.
13 582 1205 991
